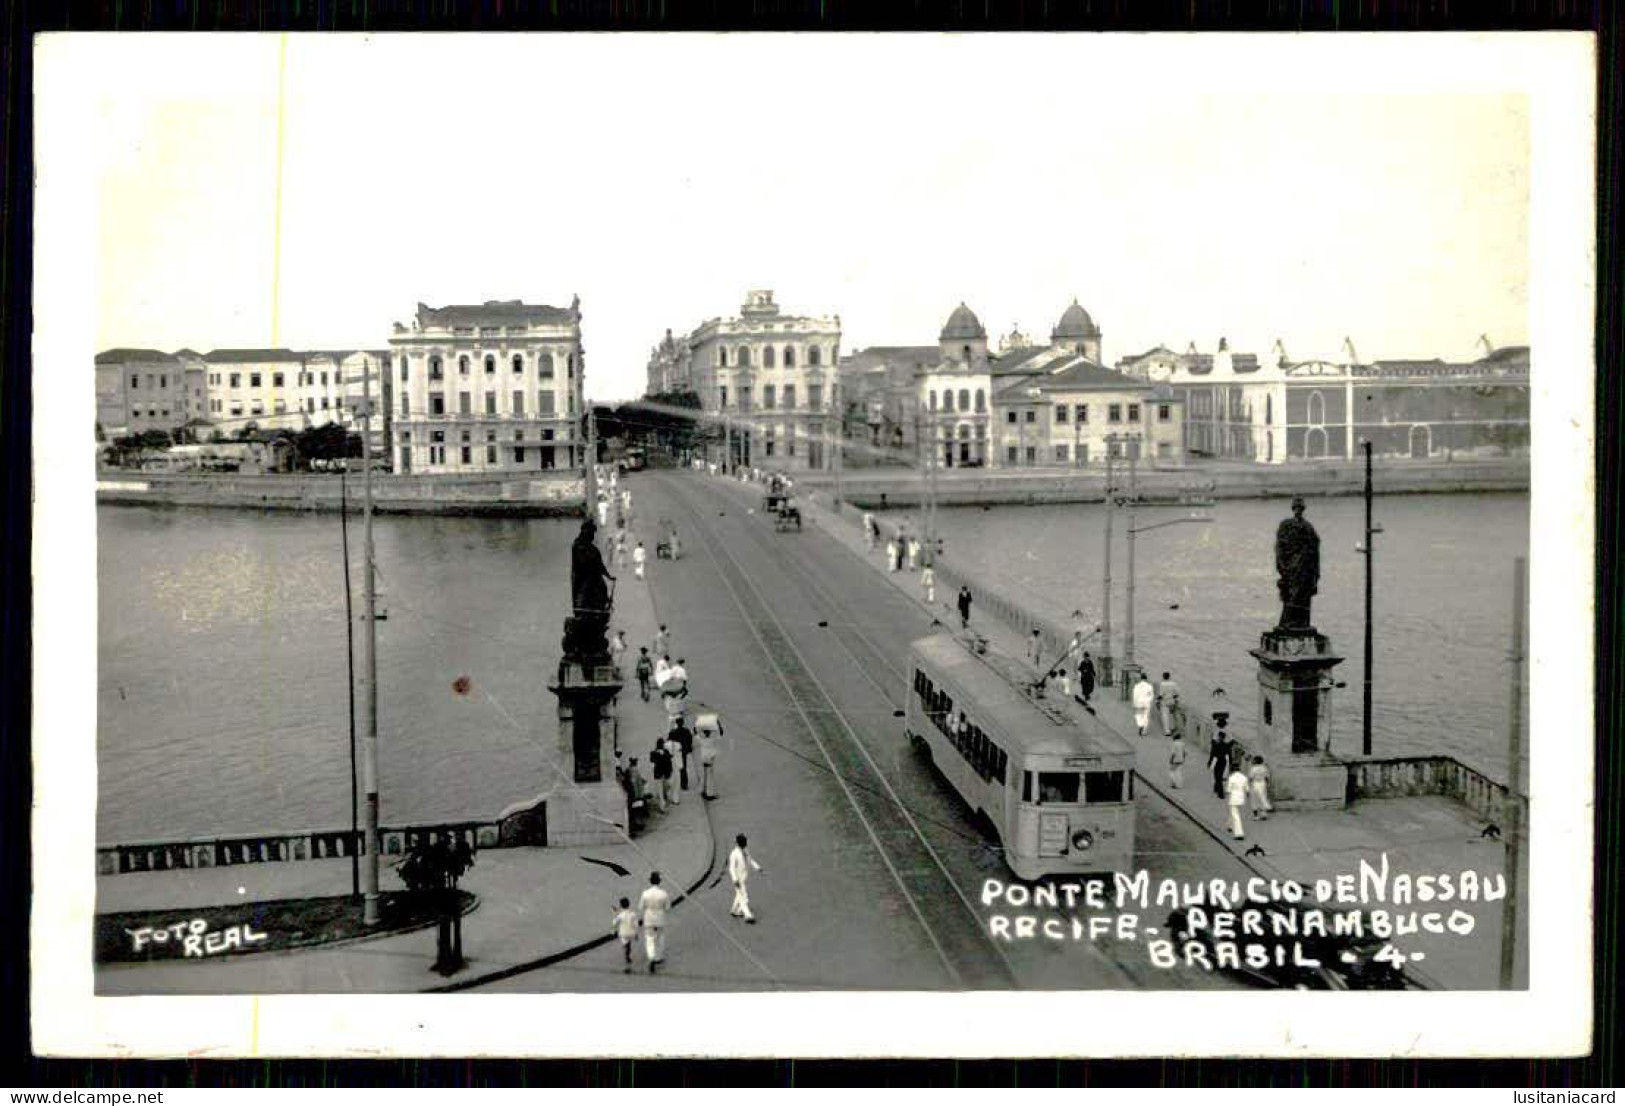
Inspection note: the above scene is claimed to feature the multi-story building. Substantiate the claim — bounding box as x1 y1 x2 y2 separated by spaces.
94 349 192 437
662 290 842 473
920 304 995 468
644 329 695 397
987 300 1184 467
837 345 936 462
1168 335 1529 463
388 299 583 475
172 350 210 426
993 361 1184 467
335 350 394 459
201 349 311 432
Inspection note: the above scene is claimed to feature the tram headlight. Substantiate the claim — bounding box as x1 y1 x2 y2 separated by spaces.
1071 828 1094 852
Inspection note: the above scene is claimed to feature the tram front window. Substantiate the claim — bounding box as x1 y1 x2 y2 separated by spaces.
1036 772 1081 805
1084 770 1126 803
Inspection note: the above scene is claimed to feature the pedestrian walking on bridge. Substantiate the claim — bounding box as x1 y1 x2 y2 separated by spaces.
1248 755 1273 821
650 738 674 813
1225 765 1250 840
1131 674 1156 736
1077 651 1096 708
635 647 654 702
670 715 694 793
1168 733 1188 789
1208 729 1235 799
638 871 671 972
612 897 638 972
696 712 723 800
1157 671 1181 735
728 834 763 923
957 586 973 630
921 564 935 606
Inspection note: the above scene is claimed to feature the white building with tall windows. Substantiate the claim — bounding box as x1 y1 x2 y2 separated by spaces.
201 350 312 432
387 299 582 475
919 304 994 468
660 290 842 473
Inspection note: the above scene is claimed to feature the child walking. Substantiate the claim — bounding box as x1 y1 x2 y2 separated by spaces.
612 897 638 972
1248 755 1273 820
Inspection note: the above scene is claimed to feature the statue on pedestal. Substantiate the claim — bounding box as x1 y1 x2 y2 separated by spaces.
565 518 615 660
1275 496 1320 631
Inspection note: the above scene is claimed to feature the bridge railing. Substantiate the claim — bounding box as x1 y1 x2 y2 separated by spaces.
822 494 1520 816
97 820 500 877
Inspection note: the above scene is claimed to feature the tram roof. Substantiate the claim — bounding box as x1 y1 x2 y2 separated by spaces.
910 633 1136 761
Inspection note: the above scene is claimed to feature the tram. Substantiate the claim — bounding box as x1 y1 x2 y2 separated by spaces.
905 632 1137 880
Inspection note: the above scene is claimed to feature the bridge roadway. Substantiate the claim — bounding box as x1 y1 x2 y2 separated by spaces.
484 471 1250 993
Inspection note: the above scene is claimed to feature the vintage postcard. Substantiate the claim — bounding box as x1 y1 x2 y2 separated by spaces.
31 32 1594 1057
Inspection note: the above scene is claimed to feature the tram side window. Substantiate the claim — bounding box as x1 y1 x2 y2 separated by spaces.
1036 772 1081 805
1084 770 1127 804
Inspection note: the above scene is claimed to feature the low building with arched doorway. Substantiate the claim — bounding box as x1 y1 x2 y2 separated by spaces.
1167 335 1528 464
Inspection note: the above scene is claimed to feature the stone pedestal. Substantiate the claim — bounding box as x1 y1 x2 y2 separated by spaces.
1249 627 1348 810
544 656 627 846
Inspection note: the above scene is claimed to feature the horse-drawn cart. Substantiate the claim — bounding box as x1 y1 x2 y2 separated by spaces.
774 498 802 532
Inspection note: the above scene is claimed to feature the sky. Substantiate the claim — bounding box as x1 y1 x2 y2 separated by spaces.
83 34 1530 401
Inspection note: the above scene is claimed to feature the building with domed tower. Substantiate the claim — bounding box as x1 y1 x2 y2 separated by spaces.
986 300 1183 468
1049 299 1102 362
841 298 1182 470
918 303 996 467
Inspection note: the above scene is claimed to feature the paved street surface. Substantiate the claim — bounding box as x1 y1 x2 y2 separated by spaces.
485 471 1249 993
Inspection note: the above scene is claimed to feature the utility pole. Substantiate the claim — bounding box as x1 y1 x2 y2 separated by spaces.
1501 556 1526 990
1100 438 1115 688
583 361 598 508
359 355 380 926
340 467 358 899
1361 440 1383 756
832 385 844 513
1124 449 1139 669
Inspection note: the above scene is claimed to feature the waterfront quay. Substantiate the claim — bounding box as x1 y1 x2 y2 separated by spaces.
97 469 1523 995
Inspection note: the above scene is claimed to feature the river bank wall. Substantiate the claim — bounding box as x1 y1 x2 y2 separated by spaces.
802 457 1527 508
96 470 585 517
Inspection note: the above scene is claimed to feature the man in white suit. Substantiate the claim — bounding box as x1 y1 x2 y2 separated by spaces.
728 833 763 923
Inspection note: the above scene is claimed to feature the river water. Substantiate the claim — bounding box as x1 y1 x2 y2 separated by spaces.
98 506 579 843
97 491 1527 843
897 493 1529 780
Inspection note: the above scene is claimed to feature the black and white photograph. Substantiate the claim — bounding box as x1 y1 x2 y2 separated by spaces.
30 32 1595 1058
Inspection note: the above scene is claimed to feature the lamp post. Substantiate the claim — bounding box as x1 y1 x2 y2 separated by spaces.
359 355 381 926
1357 439 1383 756
1100 437 1116 688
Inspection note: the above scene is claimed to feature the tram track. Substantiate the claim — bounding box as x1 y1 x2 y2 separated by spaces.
686 476 1151 990
660 475 1020 989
